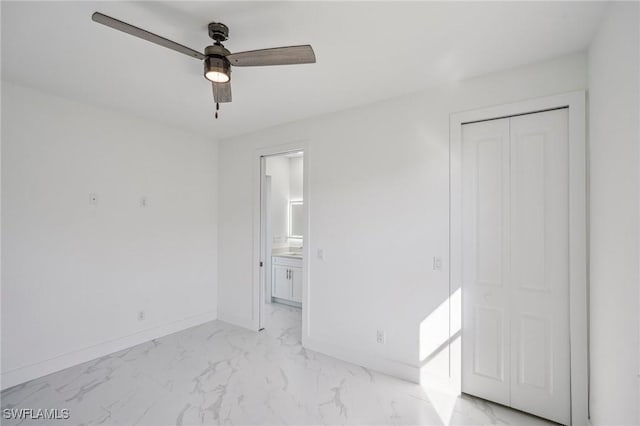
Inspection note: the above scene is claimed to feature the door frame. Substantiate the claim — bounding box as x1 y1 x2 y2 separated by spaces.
450 91 587 425
252 141 309 334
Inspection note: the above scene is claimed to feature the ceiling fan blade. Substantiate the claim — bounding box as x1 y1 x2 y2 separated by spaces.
92 12 205 60
212 81 232 103
226 45 315 67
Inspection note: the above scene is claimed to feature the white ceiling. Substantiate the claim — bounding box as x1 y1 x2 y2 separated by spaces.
2 1 606 140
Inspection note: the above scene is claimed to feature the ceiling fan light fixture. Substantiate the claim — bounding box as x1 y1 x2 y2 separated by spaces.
204 56 230 83
205 70 229 83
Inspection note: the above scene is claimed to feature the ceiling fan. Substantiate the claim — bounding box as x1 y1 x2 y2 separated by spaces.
91 12 316 118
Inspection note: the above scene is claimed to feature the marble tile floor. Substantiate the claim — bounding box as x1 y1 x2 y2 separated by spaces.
1 303 556 426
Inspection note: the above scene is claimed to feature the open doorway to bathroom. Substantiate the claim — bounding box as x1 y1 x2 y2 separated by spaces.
258 150 304 333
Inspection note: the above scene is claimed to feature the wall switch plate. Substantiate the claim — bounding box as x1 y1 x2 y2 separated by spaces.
138 310 145 321
433 257 442 271
376 329 385 344
317 248 324 260
140 196 148 207
89 193 98 205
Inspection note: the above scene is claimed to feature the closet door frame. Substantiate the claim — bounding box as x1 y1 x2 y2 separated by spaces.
450 91 586 425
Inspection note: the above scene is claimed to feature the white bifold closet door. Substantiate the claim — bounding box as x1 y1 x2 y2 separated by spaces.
461 109 570 425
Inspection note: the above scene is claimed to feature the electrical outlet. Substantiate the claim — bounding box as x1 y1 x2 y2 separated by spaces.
140 196 148 207
138 310 145 321
376 329 385 344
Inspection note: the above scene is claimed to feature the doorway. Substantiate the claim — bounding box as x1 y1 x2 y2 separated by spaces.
257 149 305 333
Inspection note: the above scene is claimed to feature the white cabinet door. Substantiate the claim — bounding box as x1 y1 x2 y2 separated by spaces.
291 267 302 302
461 117 511 407
272 265 291 299
461 109 570 425
509 109 570 425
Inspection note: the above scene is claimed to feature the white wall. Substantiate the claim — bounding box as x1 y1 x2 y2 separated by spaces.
289 157 303 202
288 156 304 248
265 156 290 249
217 53 588 380
265 155 304 251
1 82 219 389
588 3 640 425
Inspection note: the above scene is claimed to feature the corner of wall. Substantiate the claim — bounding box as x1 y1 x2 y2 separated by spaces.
217 310 256 332
586 1 640 424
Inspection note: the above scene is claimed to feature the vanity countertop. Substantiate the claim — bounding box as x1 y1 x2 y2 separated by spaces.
272 252 303 259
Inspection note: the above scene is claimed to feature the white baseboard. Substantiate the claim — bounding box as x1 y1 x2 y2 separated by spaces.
419 369 460 395
1 311 217 391
303 334 420 383
217 311 256 331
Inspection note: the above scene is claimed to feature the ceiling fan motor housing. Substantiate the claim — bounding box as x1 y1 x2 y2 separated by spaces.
208 22 229 42
204 45 231 82
204 44 231 57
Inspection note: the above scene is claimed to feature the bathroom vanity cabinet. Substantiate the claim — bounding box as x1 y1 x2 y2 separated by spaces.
272 255 302 305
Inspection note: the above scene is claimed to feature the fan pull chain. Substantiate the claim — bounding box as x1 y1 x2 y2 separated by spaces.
215 102 220 119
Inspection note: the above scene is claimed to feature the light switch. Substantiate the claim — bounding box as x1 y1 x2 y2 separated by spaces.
317 248 324 260
433 257 442 271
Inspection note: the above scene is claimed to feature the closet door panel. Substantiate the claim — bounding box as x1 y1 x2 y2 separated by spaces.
461 118 511 406
509 109 570 425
